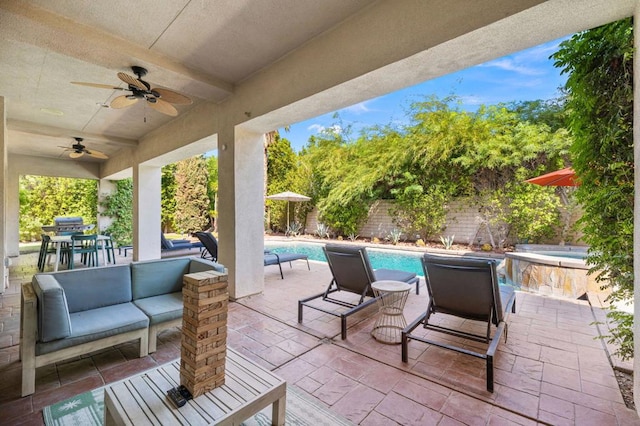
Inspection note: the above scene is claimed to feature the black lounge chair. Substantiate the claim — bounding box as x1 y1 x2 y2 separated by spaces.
194 231 218 261
402 254 516 392
195 232 309 279
298 244 419 339
264 250 310 279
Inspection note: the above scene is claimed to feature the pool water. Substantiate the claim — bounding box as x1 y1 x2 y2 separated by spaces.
533 251 587 260
265 242 424 276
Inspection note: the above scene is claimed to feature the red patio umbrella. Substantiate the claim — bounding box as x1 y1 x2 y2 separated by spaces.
525 167 579 187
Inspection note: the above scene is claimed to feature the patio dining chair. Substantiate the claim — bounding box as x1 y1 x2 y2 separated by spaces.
69 234 99 269
96 233 116 264
37 234 59 272
298 244 419 339
401 254 516 392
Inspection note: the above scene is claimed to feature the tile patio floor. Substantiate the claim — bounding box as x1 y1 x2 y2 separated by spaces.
0 248 638 425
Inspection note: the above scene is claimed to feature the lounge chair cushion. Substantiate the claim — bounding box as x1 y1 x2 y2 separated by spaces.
31 275 72 342
374 268 417 284
263 252 308 266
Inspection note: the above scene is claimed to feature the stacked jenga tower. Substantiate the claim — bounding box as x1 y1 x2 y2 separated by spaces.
180 270 229 397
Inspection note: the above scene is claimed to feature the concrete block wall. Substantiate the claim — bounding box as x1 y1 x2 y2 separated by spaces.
303 198 580 246
305 198 489 244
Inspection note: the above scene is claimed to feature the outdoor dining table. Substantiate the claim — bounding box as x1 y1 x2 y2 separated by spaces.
49 234 112 271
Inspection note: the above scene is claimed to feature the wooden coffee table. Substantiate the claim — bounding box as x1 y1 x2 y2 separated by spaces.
104 347 286 425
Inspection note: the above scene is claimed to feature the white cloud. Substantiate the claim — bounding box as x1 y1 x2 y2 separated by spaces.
459 95 486 106
481 58 544 76
343 102 371 115
306 123 342 135
480 37 570 77
307 123 325 133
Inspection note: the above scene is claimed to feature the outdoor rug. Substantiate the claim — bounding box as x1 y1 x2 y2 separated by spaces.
43 383 353 426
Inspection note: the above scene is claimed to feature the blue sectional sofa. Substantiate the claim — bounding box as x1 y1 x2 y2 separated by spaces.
20 256 225 396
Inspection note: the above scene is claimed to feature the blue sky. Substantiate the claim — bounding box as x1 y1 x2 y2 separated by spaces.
280 36 570 152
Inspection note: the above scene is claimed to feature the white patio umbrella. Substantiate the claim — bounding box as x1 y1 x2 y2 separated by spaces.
266 191 311 230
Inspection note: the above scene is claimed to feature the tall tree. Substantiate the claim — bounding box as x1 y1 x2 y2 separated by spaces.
174 156 210 233
206 155 219 232
552 18 634 360
161 163 178 232
265 135 301 231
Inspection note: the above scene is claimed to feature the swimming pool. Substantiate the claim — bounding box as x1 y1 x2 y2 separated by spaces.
265 242 424 276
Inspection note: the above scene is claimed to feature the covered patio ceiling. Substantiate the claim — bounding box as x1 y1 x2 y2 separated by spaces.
0 0 633 170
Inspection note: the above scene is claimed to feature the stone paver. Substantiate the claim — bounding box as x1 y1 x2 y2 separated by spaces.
0 248 638 425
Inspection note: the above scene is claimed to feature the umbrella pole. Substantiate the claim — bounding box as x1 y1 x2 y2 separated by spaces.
286 201 290 232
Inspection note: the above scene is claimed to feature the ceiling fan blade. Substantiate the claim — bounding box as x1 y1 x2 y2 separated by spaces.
69 151 84 159
152 88 192 105
117 72 147 90
148 98 178 116
85 149 109 159
71 82 126 90
110 95 139 109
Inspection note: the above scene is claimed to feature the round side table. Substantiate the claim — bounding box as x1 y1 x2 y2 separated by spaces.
371 280 411 344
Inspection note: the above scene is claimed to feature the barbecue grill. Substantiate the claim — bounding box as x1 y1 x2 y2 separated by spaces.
41 217 95 235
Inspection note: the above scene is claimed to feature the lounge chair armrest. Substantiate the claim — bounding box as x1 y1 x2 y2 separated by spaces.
487 321 507 357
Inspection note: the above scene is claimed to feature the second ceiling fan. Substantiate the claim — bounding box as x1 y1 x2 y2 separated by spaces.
72 66 192 117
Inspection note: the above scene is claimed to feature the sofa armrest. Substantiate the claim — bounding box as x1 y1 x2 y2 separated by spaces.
32 274 72 342
21 282 37 356
189 257 227 274
21 282 37 396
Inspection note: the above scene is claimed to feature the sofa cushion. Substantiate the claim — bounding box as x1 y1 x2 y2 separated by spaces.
46 265 133 313
131 258 191 299
188 258 226 274
36 302 149 356
134 293 182 325
31 275 72 342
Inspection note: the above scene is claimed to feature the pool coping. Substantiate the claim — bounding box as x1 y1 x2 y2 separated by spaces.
264 235 505 260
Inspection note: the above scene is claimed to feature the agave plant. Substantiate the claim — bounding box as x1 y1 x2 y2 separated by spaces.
315 223 330 239
439 234 455 250
387 228 402 245
286 222 303 237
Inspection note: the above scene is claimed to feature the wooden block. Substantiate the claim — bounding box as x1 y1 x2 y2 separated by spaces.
180 270 229 397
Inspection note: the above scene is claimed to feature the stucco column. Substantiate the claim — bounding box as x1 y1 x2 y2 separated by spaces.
634 0 640 413
217 126 265 300
133 164 161 261
0 97 6 292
